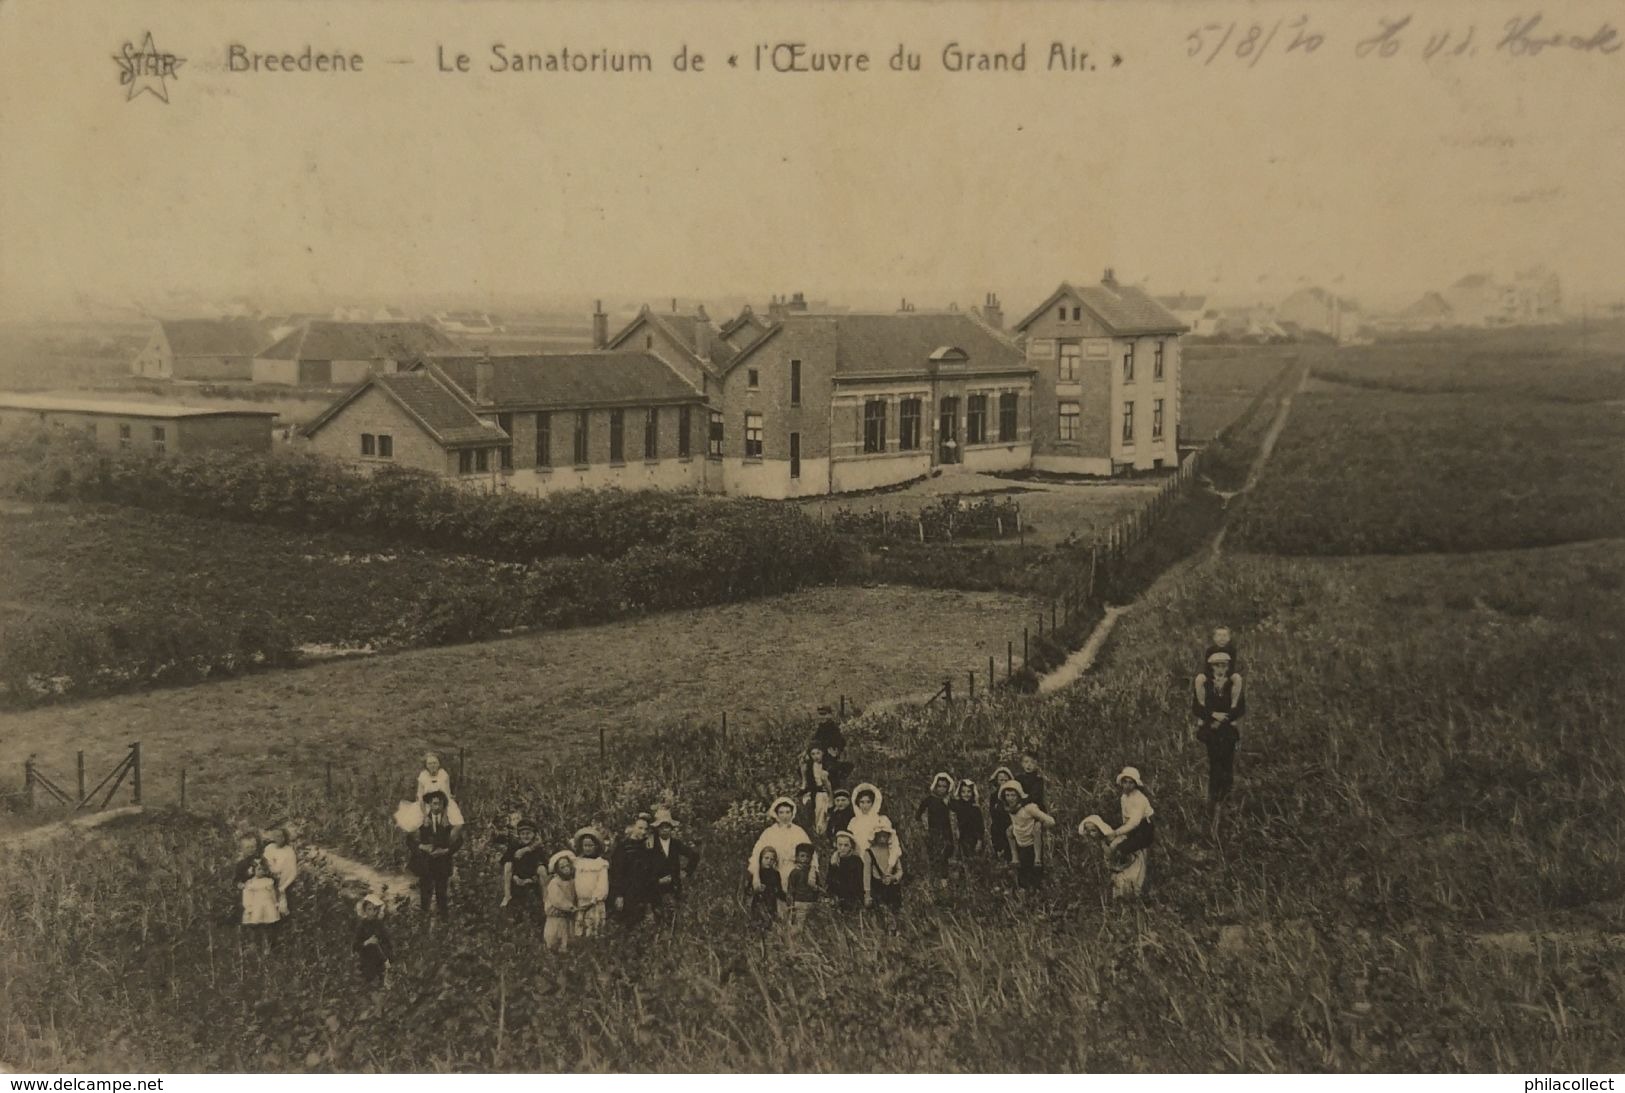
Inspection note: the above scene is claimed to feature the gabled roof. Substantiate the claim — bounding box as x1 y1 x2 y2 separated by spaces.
259 321 459 362
0 392 276 419
1401 292 1453 318
724 311 1029 378
424 353 706 410
1012 281 1187 336
604 308 736 372
158 318 272 358
1282 286 1362 312
1155 294 1207 313
719 307 771 348
301 370 507 448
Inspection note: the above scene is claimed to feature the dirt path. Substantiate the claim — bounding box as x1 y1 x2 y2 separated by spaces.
1210 360 1310 556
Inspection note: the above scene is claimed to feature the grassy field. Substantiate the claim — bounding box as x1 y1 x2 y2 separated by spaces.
0 584 1040 813
1179 345 1301 441
3 540 1620 1071
0 503 531 649
1228 386 1625 554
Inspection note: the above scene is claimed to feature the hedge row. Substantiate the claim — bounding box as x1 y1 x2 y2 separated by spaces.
0 609 299 709
827 495 1023 542
0 428 827 564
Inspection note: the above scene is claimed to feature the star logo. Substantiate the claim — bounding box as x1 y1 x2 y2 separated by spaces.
113 33 185 103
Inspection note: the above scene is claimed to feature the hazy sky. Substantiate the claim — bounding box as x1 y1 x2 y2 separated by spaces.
2 0 1622 319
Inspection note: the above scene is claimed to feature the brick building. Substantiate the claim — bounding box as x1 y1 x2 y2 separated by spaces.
130 318 273 381
1012 272 1186 475
0 393 276 454
300 353 708 493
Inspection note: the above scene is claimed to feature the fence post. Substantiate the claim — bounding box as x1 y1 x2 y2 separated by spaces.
968 670 975 702
599 727 606 763
721 712 727 744
988 655 994 693
130 742 141 805
1037 612 1044 637
76 751 85 805
839 694 846 717
326 760 333 800
458 747 467 790
1007 641 1013 679
180 768 187 812
1023 628 1029 665
944 678 953 705
23 756 34 811
1051 601 1057 632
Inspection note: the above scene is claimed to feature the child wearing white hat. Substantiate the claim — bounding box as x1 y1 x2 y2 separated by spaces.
543 852 578 952
1079 767 1155 899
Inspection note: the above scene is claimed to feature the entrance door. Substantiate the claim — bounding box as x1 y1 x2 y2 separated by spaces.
938 397 960 464
789 432 801 479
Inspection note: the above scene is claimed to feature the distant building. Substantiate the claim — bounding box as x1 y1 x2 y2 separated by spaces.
0 393 276 454
1155 293 1208 333
252 321 460 386
1442 274 1518 327
432 311 498 336
1513 266 1563 324
130 318 272 381
1012 271 1185 476
707 307 1033 497
372 306 415 323
1397 292 1454 331
1278 287 1362 343
300 353 709 494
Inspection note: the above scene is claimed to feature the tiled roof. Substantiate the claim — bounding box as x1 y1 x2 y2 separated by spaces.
301 371 506 447
719 308 770 346
426 353 705 409
259 321 459 362
727 311 1028 378
605 309 736 369
158 318 272 358
1013 282 1187 335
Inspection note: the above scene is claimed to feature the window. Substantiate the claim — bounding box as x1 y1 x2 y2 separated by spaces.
1153 398 1165 440
1059 344 1080 382
967 394 987 445
708 410 723 458
1059 401 1080 441
536 412 552 467
475 448 490 473
609 409 625 463
573 410 590 465
645 334 654 350
999 393 1018 442
644 407 658 460
361 433 376 456
747 368 759 390
679 406 692 458
863 400 887 453
1122 401 1135 444
459 449 474 474
899 398 922 451
744 412 763 459
1123 347 1136 384
790 360 802 407
378 434 393 459
789 432 801 479
151 425 166 453
1072 306 1081 322
1057 306 1066 323
1154 341 1165 381
118 423 131 448
497 414 513 469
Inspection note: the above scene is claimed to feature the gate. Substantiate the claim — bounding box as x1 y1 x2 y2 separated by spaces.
21 742 142 811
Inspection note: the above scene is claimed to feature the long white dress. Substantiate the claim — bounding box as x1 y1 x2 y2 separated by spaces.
241 877 281 926
844 784 904 861
393 767 466 831
262 843 298 915
573 855 610 936
748 821 814 888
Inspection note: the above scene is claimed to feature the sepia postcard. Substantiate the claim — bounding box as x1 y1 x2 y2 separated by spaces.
1 0 1622 1081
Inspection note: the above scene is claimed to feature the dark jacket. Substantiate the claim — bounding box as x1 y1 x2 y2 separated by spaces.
915 795 954 846
950 800 985 846
824 804 855 841
647 835 700 898
812 718 847 755
1016 771 1047 811
787 862 821 903
409 817 459 876
610 835 656 906
353 921 394 977
1193 672 1246 724
826 854 865 907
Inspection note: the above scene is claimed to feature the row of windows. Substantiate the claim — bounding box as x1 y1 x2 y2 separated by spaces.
360 433 394 458
861 394 1018 453
1055 399 1166 443
532 407 697 469
1057 340 1167 384
109 423 166 452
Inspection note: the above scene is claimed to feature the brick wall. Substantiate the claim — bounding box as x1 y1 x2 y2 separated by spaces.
305 385 447 474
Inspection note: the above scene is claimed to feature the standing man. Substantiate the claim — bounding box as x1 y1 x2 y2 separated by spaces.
646 809 700 922
409 791 461 917
1193 649 1246 835
610 812 655 926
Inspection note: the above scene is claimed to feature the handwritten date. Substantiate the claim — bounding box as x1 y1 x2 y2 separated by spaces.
1187 12 1619 64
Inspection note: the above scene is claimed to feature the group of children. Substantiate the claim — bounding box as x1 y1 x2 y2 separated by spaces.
230 625 1248 981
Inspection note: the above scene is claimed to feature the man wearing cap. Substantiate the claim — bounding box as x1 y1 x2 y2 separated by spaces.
646 809 700 919
1193 648 1247 831
811 705 847 756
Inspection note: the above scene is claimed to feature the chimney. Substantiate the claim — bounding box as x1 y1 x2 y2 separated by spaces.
981 291 1005 329
475 351 494 404
790 291 806 311
591 299 607 350
1102 268 1118 287
693 306 713 361
671 297 678 313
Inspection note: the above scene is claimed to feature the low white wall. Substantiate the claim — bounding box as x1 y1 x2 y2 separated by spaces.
500 459 703 496
1032 454 1114 476
962 442 1031 473
830 452 931 494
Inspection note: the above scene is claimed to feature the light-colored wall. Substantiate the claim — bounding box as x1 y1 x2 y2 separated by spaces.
172 355 255 382
830 451 930 494
1110 335 1180 470
722 456 832 499
1032 453 1115 476
130 331 171 377
961 441 1032 473
305 384 447 474
0 408 271 454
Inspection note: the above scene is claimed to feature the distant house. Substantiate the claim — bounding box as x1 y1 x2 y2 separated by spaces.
1398 292 1454 331
372 306 415 323
1012 271 1186 476
1155 294 1209 333
252 321 460 386
709 308 1033 497
0 392 276 454
301 353 709 493
1442 274 1514 327
1278 287 1363 343
1513 266 1563 324
433 311 498 336
130 318 272 381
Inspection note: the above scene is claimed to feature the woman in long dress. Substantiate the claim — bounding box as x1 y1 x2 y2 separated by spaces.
747 796 813 891
845 783 902 861
1078 767 1155 899
394 751 466 831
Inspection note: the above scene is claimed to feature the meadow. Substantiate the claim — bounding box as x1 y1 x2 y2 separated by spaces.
1178 345 1302 441
3 541 1620 1072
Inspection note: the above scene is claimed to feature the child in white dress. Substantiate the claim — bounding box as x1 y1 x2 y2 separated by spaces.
394 752 466 831
240 859 282 927
571 827 610 937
